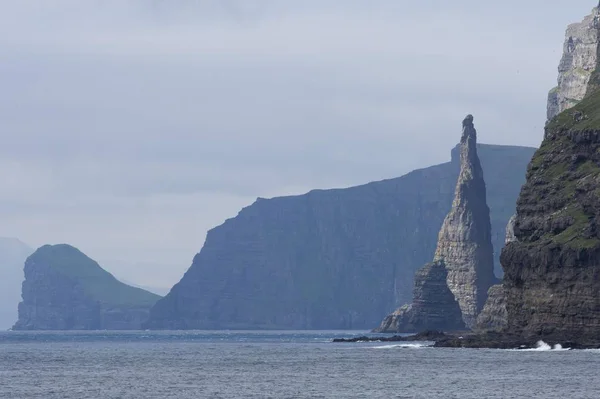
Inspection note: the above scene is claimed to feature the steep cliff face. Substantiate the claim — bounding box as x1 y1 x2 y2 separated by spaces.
504 215 517 244
497 3 600 342
13 245 161 330
547 6 600 120
373 261 465 333
0 238 32 330
145 144 533 330
475 216 515 332
433 115 496 328
502 89 600 340
474 284 506 332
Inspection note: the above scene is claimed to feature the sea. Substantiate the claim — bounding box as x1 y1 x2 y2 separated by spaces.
0 330 599 399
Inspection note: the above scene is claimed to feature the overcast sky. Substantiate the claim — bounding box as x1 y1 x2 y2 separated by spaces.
0 0 594 290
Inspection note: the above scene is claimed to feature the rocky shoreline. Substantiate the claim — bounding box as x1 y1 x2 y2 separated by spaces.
332 330 449 343
333 330 600 350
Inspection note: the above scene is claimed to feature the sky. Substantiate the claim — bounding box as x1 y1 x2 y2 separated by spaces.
0 0 595 291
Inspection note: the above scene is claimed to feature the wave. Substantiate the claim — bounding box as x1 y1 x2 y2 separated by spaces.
518 341 570 351
372 343 429 349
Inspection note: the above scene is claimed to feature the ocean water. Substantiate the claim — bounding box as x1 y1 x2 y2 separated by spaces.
1 331 599 398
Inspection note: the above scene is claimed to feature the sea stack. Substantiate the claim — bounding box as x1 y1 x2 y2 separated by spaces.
375 115 496 332
13 244 161 330
433 115 496 328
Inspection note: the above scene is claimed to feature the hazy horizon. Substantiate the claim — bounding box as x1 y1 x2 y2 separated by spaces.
0 0 594 289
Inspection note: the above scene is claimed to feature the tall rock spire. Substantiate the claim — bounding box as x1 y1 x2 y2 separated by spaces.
433 115 496 328
374 115 496 333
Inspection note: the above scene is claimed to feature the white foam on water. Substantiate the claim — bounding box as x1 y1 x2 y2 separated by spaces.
516 341 570 351
553 344 570 351
372 343 428 349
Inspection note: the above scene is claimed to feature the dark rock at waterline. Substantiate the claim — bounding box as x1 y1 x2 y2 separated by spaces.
433 332 600 350
333 330 449 343
335 329 600 350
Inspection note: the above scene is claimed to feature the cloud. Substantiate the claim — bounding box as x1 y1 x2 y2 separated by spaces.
0 0 594 287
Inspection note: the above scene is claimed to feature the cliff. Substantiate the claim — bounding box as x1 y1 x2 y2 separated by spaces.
474 285 506 332
433 115 496 328
547 6 600 120
0 238 33 330
13 244 161 330
475 216 514 332
502 87 600 341
145 143 534 330
500 3 600 343
373 260 465 333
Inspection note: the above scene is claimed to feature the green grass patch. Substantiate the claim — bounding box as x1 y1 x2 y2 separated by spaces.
29 244 161 308
546 87 600 132
553 207 599 248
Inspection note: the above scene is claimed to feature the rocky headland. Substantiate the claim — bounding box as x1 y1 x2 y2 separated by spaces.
13 244 161 330
374 115 496 333
144 143 533 330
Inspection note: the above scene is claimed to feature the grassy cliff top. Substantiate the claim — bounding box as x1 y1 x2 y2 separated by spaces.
546 84 600 132
525 82 600 249
28 244 161 308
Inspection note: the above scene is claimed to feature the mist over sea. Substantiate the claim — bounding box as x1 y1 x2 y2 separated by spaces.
0 330 598 398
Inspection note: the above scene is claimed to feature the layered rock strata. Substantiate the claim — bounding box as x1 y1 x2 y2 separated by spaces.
502 106 600 342
13 244 161 330
474 215 516 331
547 6 600 120
501 4 600 344
433 115 496 328
474 285 506 332
373 261 465 333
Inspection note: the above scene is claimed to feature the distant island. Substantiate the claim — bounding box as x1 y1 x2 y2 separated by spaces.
13 244 161 330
